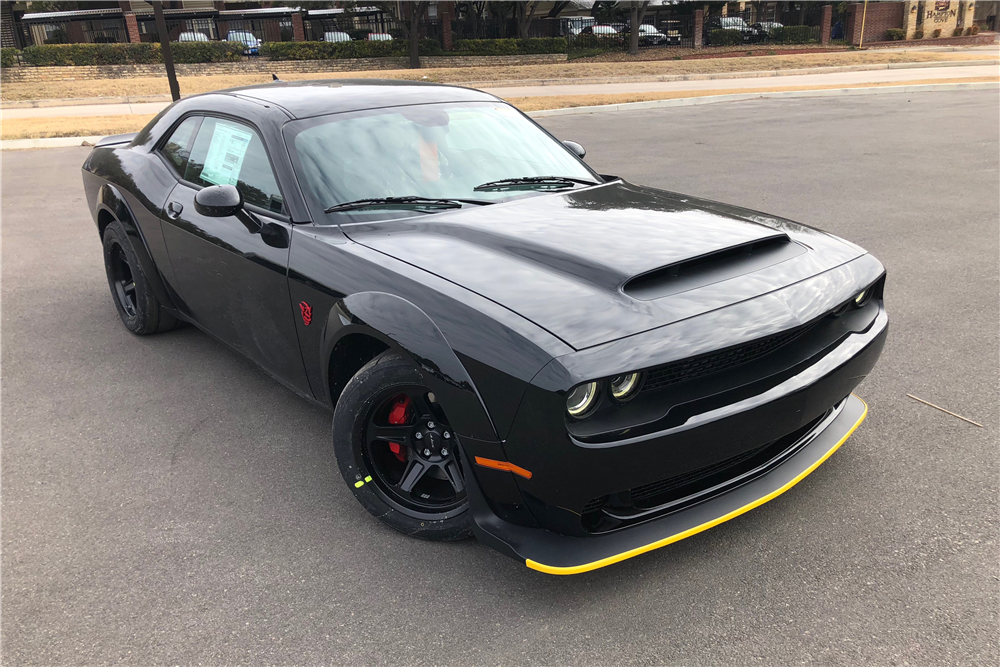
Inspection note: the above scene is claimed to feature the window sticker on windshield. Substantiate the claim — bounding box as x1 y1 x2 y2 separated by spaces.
200 123 252 186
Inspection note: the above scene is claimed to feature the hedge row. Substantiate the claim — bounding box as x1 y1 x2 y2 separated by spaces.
16 41 244 66
1 47 18 68
768 25 817 44
260 38 444 60
709 29 743 46
452 37 568 55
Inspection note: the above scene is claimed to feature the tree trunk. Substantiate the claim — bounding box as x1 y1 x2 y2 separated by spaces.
628 2 649 56
517 1 537 39
409 2 425 69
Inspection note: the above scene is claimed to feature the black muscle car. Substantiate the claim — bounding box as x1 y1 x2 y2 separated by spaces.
81 80 888 574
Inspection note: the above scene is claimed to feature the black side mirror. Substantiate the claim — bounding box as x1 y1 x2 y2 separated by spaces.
562 140 586 159
194 184 243 217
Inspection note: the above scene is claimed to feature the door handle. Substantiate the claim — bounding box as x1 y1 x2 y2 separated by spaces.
166 201 183 219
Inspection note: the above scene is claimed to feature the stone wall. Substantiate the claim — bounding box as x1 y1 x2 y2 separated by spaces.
0 53 567 84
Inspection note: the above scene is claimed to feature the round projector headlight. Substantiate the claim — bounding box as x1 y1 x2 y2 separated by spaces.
566 382 599 418
610 372 642 402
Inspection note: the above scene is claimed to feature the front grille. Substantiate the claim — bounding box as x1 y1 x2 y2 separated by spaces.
642 323 814 392
581 409 831 533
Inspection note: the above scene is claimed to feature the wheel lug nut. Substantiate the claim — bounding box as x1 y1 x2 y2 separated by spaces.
414 432 423 440
443 431 451 439
423 449 431 457
441 448 449 457
427 421 436 429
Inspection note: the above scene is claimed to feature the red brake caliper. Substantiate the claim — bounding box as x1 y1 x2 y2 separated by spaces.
387 394 412 462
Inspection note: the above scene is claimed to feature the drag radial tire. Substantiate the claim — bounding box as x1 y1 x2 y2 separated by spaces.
333 351 473 541
102 220 178 335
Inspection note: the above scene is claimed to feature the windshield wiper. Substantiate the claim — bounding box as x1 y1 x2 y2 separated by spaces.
324 196 490 214
473 175 598 192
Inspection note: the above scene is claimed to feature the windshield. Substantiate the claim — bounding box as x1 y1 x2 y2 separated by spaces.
286 101 598 219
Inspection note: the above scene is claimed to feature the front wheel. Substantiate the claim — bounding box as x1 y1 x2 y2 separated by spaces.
333 352 472 541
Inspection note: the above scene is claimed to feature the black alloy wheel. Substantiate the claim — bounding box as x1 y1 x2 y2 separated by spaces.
333 352 472 540
361 386 466 515
108 241 138 319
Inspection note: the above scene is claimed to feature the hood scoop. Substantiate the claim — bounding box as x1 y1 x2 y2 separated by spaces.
623 235 803 301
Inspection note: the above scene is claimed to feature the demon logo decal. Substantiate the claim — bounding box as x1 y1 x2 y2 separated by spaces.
299 301 313 326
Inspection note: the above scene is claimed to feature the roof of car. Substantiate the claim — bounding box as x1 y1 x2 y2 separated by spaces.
213 79 501 120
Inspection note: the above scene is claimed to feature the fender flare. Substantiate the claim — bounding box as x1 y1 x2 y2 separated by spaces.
322 291 499 442
95 183 175 310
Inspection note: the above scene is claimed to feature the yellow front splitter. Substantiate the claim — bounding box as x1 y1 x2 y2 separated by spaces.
525 394 868 575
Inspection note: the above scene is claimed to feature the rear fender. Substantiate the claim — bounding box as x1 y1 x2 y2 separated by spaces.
323 291 499 442
95 182 175 310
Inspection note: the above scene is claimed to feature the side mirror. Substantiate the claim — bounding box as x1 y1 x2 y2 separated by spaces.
562 140 586 159
194 184 243 217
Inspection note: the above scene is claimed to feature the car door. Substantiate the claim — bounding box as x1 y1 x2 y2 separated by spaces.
157 114 311 394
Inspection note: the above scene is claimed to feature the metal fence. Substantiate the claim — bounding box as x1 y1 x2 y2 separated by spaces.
23 18 129 45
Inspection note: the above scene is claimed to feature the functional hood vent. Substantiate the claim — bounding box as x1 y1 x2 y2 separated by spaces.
623 235 804 301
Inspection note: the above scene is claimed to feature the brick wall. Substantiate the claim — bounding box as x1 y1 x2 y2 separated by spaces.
846 1 905 44
0 53 567 84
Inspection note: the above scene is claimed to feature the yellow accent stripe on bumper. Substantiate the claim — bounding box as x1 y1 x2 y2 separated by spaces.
525 395 868 575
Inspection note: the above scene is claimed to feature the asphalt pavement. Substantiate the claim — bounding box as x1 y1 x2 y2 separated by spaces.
2 89 997 665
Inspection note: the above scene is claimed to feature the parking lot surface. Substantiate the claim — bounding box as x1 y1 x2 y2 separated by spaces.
2 90 997 665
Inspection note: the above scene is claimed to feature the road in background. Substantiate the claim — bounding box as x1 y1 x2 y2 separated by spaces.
2 90 997 665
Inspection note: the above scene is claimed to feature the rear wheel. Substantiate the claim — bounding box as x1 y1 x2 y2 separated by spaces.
333 352 472 541
102 220 177 335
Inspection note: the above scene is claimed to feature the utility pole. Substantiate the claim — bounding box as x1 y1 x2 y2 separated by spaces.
154 1 180 101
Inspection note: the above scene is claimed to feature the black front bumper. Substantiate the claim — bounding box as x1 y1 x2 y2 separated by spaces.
469 393 867 575
464 306 887 574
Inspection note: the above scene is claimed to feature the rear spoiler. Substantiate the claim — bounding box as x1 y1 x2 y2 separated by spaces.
95 132 138 147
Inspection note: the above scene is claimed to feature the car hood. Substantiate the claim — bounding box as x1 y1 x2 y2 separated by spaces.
341 181 865 349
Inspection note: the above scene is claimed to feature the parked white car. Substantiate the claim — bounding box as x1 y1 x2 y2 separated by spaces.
176 31 209 42
366 32 393 41
226 30 261 55
323 31 352 43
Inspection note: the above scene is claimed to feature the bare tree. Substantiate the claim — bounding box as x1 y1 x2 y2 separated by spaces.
627 1 650 56
375 1 429 69
515 0 540 39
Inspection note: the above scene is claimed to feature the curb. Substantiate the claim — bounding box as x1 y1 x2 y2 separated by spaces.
3 81 996 149
0 135 103 150
526 81 1000 117
1 58 996 109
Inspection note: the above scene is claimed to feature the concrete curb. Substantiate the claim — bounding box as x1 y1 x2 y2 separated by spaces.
526 81 1000 117
3 81 996 149
2 58 996 109
1 135 103 150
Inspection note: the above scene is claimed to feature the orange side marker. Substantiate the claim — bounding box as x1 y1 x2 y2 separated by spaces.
474 456 533 479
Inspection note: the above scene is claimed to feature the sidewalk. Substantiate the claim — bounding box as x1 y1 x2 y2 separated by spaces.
1 59 997 120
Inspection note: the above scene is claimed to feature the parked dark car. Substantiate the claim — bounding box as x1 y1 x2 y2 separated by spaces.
704 15 756 43
81 81 888 574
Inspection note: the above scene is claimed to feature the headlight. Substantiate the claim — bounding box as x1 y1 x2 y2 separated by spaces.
566 382 600 418
610 372 642 402
854 288 871 307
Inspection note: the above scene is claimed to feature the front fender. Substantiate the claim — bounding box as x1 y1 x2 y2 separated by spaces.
323 291 499 442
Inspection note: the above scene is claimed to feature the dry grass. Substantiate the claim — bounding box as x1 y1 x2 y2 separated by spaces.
1 50 992 102
4 75 995 140
1 114 156 140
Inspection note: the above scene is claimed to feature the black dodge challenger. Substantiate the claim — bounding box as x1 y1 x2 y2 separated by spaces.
81 80 887 574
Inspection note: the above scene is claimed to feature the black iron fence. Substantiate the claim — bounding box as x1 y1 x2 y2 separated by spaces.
22 18 128 45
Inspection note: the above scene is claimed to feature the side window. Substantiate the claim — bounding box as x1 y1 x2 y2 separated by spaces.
159 116 201 175
184 117 284 214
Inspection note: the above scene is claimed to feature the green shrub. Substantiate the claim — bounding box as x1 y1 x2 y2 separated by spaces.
885 28 906 41
932 28 942 38
913 29 924 39
19 41 244 66
709 29 743 46
453 37 567 55
171 41 244 63
0 47 19 67
768 25 816 44
260 38 442 61
971 24 980 34
22 43 159 66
